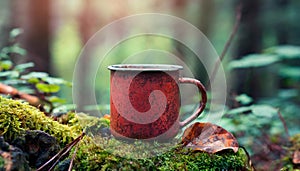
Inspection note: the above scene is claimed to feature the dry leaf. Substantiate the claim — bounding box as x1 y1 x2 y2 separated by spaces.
293 150 300 164
181 122 239 153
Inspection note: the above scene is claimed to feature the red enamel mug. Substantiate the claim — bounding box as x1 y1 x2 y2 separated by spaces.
108 64 207 140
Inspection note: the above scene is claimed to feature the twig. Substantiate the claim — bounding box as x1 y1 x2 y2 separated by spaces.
277 110 290 138
68 144 79 171
36 132 85 171
208 4 242 89
0 83 40 106
0 83 55 115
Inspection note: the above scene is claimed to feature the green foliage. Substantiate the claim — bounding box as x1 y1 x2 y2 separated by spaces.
0 28 26 59
221 104 280 154
0 44 26 58
235 94 253 105
226 46 300 166
228 54 280 69
0 29 71 112
0 96 81 145
226 104 277 116
229 46 300 70
36 83 61 93
0 157 4 168
279 65 300 80
266 45 300 59
9 28 23 39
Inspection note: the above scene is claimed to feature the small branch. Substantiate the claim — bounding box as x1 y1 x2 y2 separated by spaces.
277 110 290 138
68 144 79 171
0 83 40 106
208 4 242 89
36 132 85 171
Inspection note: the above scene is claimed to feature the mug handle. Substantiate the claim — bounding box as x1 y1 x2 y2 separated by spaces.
179 77 207 127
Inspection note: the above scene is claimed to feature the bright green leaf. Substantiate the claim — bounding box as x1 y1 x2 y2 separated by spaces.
0 70 19 78
16 87 35 94
21 72 49 79
266 45 300 59
226 106 251 115
0 60 13 70
0 71 10 77
279 66 300 80
0 48 9 59
27 78 40 84
9 45 26 56
3 79 27 85
251 105 278 118
52 104 76 113
10 71 20 78
9 28 23 39
43 77 72 87
235 94 253 105
0 51 9 59
278 89 298 99
42 77 67 85
228 54 280 69
0 71 14 77
14 62 34 71
36 83 60 93
47 96 66 104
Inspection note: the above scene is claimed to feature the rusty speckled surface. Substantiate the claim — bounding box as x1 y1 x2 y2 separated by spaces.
110 70 180 140
108 64 207 141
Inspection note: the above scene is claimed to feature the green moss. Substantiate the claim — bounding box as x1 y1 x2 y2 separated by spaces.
0 96 81 145
74 137 251 170
0 156 4 168
0 96 251 170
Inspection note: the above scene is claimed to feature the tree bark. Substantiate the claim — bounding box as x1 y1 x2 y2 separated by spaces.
21 0 51 73
232 0 265 99
275 0 289 45
236 0 262 57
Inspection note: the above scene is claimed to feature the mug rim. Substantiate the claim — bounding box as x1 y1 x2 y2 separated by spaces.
108 64 183 71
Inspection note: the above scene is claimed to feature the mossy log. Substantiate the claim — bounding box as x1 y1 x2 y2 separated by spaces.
0 96 251 170
0 96 81 145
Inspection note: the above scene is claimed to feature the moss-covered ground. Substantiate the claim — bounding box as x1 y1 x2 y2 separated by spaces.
0 96 252 170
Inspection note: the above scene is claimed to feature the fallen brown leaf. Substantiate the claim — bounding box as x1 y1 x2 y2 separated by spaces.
181 122 239 153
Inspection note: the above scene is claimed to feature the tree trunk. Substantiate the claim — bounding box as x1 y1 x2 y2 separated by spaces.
275 0 289 45
21 0 51 73
232 0 265 99
236 0 262 57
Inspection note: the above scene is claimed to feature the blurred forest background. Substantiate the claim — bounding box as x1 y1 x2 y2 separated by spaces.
1 0 300 170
